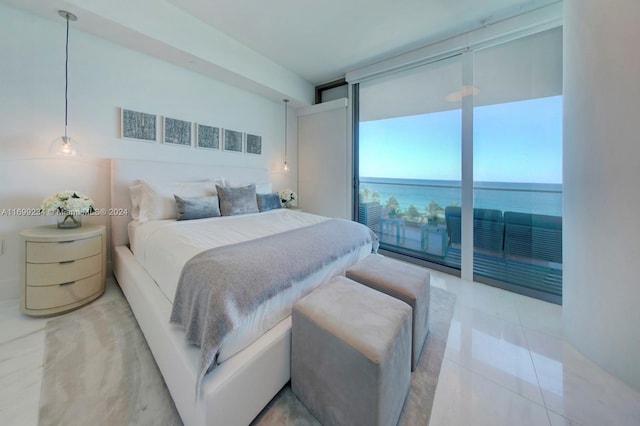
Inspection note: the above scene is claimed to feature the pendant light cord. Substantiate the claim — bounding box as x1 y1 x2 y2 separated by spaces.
284 100 288 161
64 15 69 140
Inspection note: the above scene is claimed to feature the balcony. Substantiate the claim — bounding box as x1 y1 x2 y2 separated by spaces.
358 178 562 299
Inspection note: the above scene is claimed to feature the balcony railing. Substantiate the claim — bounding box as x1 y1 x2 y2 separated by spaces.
358 178 563 298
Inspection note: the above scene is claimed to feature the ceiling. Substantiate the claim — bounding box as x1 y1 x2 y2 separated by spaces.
168 0 560 84
2 0 561 101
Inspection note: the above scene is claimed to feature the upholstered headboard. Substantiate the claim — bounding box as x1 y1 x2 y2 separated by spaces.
110 159 270 248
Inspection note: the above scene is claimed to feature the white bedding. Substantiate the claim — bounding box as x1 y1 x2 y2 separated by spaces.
129 208 371 362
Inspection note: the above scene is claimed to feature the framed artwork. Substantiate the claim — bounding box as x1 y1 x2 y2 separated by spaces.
121 108 157 142
223 129 243 153
196 124 220 150
163 117 192 146
245 133 262 155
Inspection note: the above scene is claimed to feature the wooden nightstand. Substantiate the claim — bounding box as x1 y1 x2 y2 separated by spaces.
20 224 106 317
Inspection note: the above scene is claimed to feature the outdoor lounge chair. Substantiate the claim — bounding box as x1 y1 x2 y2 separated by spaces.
444 206 504 254
503 211 562 263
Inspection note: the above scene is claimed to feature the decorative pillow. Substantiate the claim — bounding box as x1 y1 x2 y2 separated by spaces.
174 195 221 221
133 179 222 222
216 184 259 216
256 193 282 212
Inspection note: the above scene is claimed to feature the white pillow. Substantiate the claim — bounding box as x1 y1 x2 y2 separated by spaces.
255 182 273 194
226 180 272 194
129 183 145 220
131 179 223 222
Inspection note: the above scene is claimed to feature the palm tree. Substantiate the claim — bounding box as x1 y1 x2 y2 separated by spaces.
386 195 400 217
407 204 421 221
426 200 444 225
360 187 372 203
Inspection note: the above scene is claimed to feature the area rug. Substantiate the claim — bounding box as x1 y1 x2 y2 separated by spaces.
38 298 182 426
39 286 456 426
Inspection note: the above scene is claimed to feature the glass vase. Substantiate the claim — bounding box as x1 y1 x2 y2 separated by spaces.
57 213 81 229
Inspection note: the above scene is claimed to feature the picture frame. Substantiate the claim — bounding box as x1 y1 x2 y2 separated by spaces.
163 117 192 147
196 124 220 150
245 133 262 155
121 108 157 142
223 129 243 153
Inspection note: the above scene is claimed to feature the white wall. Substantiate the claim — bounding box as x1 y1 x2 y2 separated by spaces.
0 4 299 300
297 99 350 219
563 0 640 391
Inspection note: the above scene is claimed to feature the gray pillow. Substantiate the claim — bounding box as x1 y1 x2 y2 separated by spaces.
257 193 282 212
174 195 221 221
216 184 259 216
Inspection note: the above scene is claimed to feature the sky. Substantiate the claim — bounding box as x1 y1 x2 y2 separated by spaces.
359 95 563 184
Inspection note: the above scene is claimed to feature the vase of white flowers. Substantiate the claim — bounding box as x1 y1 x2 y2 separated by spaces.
41 191 95 229
279 189 297 208
57 213 82 229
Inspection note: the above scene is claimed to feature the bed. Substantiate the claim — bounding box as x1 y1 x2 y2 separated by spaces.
110 159 374 425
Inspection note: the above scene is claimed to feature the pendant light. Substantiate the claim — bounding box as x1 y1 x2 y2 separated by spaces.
49 10 80 157
283 99 290 172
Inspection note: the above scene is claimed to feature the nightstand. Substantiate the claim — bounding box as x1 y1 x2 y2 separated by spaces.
20 224 106 317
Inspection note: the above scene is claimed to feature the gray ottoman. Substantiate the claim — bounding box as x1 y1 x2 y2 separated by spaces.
347 254 430 371
291 276 411 426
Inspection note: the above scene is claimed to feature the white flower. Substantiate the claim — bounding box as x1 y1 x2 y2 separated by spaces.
278 189 297 205
40 191 95 215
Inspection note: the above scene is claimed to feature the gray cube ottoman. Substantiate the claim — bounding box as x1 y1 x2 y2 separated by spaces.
291 275 411 426
347 254 431 371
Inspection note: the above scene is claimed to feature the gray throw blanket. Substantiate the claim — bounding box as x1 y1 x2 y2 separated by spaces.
169 218 378 391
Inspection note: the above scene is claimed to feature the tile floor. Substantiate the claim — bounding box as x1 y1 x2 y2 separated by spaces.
2 272 640 425
428 270 640 426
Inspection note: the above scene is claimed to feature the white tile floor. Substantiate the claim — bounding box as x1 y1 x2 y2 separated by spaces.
428 270 640 426
2 272 640 426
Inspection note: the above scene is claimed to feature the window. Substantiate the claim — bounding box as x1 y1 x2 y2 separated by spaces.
356 27 563 302
471 29 563 299
358 56 462 269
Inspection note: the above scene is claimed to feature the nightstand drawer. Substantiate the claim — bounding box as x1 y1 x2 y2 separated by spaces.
25 273 103 310
26 235 101 263
26 254 102 286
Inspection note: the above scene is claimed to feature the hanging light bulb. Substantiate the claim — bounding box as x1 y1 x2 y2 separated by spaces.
50 10 80 157
53 136 78 156
283 99 290 172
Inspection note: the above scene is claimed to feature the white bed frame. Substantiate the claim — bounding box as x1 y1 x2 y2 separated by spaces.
110 159 291 426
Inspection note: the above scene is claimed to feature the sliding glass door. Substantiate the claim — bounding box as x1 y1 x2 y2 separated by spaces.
358 56 462 269
356 27 563 302
472 28 563 299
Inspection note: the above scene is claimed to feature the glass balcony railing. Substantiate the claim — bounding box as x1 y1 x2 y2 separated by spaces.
358 178 563 298
357 178 459 268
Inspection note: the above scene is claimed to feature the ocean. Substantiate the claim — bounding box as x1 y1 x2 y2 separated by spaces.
360 177 562 217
